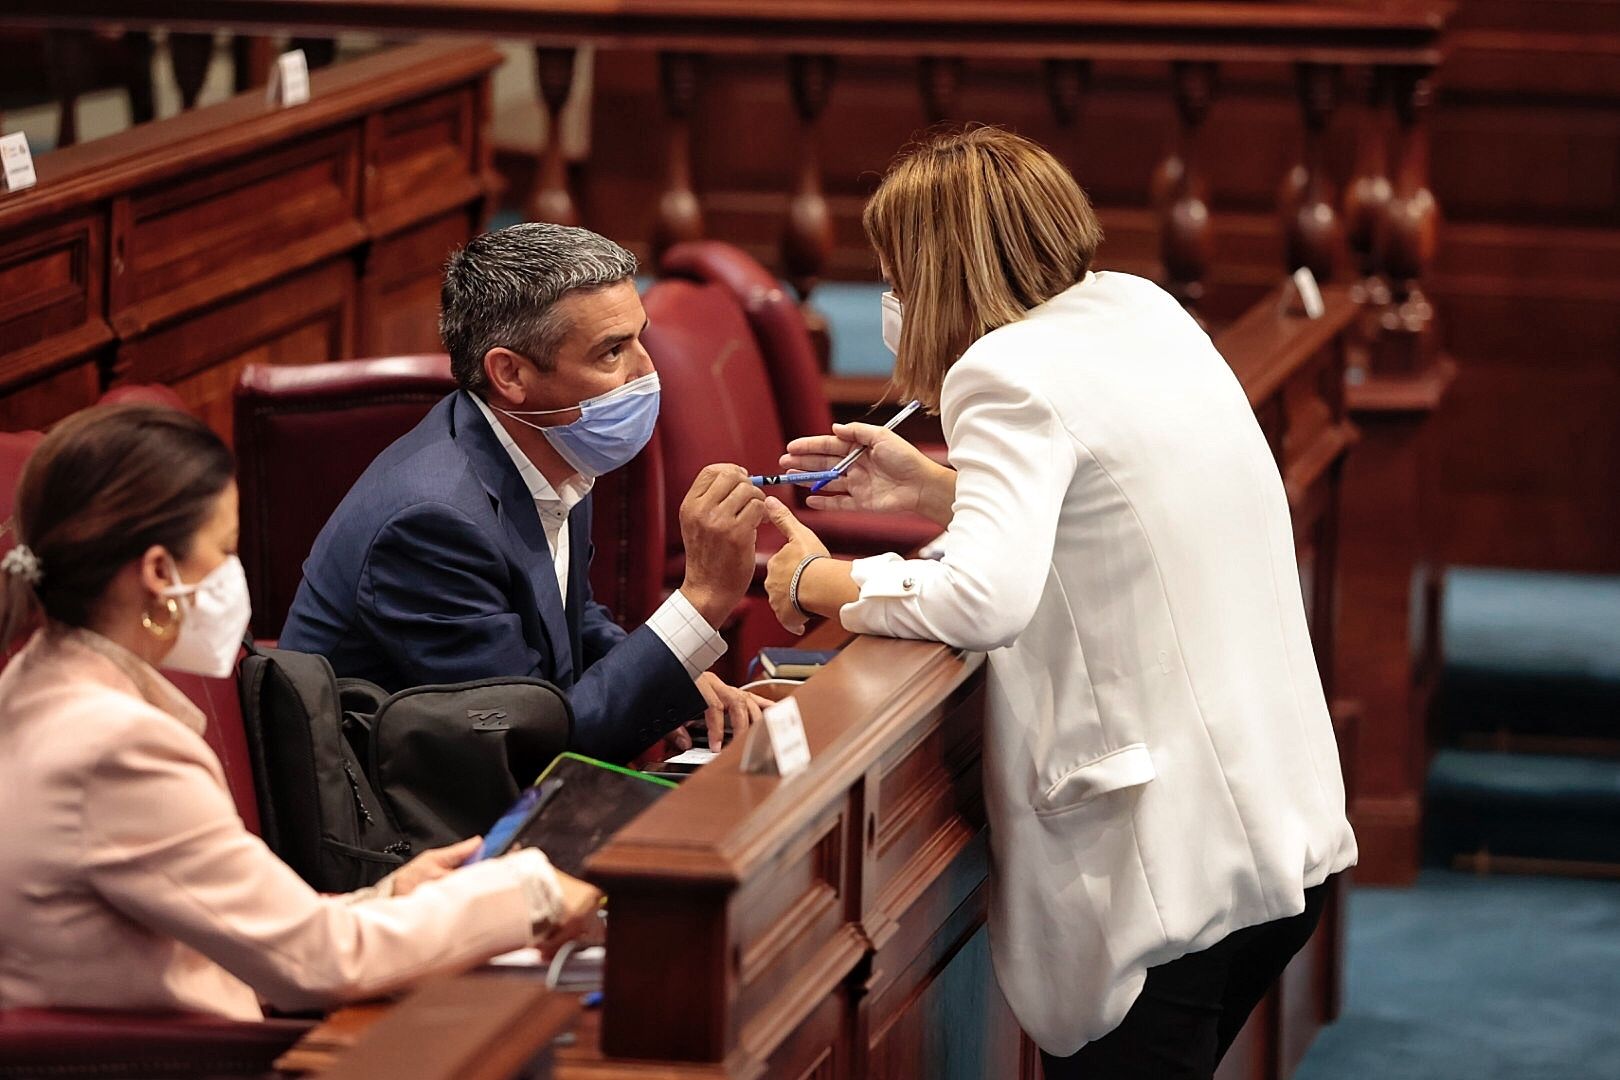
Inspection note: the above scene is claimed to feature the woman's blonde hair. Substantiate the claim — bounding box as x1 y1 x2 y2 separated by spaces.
862 126 1103 407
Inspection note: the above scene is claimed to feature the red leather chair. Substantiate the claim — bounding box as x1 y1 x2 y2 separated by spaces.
0 393 307 1076
233 356 458 640
642 244 942 679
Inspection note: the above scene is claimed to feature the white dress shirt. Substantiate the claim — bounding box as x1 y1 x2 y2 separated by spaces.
839 272 1356 1054
471 394 724 679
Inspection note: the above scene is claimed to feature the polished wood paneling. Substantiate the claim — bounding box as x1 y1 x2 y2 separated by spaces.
0 41 501 438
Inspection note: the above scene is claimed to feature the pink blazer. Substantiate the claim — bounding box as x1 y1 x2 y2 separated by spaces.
0 626 534 1020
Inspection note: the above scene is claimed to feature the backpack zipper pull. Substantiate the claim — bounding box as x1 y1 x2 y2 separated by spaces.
341 760 375 825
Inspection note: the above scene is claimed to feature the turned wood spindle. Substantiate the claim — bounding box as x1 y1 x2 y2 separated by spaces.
782 54 837 369
168 32 216 111
530 47 581 226
918 56 964 126
44 30 95 148
1342 67 1394 309
1280 63 1344 282
1044 58 1093 183
653 52 705 262
1152 61 1218 312
1372 65 1440 374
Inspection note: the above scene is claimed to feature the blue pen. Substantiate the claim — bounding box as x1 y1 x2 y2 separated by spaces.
808 399 923 493
749 469 843 488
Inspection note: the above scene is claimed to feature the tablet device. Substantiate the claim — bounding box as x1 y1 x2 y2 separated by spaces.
472 752 677 876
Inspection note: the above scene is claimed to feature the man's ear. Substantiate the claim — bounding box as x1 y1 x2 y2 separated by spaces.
483 347 528 407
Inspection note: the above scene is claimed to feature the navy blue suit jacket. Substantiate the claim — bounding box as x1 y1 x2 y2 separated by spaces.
280 391 704 763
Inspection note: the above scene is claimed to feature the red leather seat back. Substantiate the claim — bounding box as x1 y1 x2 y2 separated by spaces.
641 279 791 568
167 670 261 837
587 430 668 629
233 356 457 639
660 241 834 443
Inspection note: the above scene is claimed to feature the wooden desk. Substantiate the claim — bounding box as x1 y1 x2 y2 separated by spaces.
0 41 500 437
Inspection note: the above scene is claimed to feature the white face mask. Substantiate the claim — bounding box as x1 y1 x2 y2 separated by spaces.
880 291 903 356
159 555 252 679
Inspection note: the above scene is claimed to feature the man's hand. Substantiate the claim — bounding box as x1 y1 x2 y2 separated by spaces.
694 671 766 750
678 464 768 627
762 498 832 635
388 836 481 898
779 422 956 526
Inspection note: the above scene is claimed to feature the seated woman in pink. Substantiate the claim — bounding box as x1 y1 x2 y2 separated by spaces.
0 403 598 1020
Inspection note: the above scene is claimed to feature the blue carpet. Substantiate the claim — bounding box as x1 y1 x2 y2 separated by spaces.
1297 871 1620 1080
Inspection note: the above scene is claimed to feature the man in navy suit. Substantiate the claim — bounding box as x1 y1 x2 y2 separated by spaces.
280 223 766 763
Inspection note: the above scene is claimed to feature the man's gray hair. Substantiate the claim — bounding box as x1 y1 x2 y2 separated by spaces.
439 222 638 395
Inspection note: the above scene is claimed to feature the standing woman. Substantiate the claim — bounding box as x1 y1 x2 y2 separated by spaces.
0 404 598 1020
763 127 1356 1077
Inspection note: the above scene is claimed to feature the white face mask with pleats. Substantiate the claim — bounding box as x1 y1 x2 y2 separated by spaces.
158 555 251 679
880 291 903 356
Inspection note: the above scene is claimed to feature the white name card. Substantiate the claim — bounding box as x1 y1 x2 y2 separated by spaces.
742 696 812 779
266 49 311 108
1 132 38 194
1292 266 1326 320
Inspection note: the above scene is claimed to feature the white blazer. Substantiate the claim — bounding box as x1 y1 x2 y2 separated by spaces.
841 271 1357 1055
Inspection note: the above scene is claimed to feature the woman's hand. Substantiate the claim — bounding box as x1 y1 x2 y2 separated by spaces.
536 869 605 951
779 422 956 525
388 836 482 898
763 498 856 634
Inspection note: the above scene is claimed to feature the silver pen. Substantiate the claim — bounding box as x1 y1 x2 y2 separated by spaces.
809 399 923 493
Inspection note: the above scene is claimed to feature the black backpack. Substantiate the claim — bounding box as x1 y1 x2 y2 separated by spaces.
237 643 572 892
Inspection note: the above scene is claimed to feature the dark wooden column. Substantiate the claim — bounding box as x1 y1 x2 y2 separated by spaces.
918 56 964 125
1343 67 1394 312
530 47 581 226
1153 61 1218 314
1045 58 1093 179
782 53 836 367
44 30 95 147
1280 63 1344 282
652 52 704 262
1336 62 1455 886
168 32 215 111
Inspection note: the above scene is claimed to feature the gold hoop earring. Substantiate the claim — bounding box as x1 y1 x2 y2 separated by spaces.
141 596 182 640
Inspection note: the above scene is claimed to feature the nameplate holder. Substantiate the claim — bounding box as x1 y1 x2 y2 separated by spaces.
1 133 38 194
1291 266 1326 320
266 49 311 108
741 697 811 779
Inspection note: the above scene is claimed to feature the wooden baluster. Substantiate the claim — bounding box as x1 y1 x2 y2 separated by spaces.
168 32 215 111
1153 61 1218 312
289 37 338 71
123 31 156 125
231 36 274 93
782 54 837 368
652 52 704 263
1343 68 1394 310
44 30 95 148
918 56 964 125
1280 63 1344 282
1044 58 1093 157
1373 65 1439 374
530 47 581 226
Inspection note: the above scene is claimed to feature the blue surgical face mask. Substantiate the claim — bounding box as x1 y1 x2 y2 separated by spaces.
496 371 660 478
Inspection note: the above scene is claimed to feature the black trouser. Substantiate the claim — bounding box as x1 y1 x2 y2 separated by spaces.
1041 880 1331 1080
